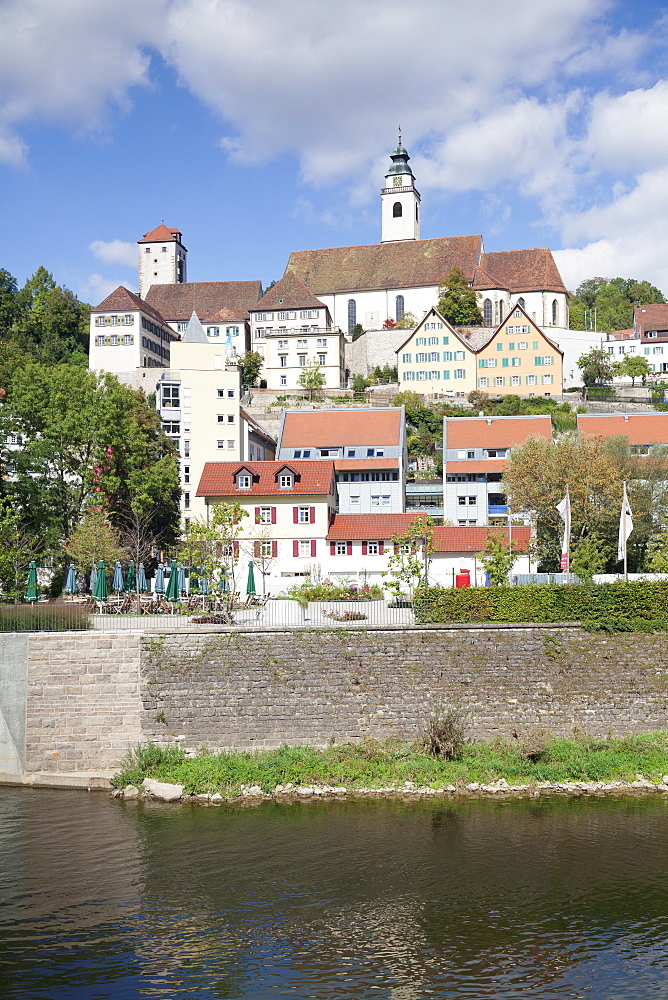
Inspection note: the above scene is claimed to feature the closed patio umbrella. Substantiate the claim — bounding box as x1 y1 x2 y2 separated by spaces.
165 559 179 613
126 562 136 592
154 564 165 595
89 563 97 594
200 576 209 596
92 560 108 604
246 560 256 596
24 561 38 603
112 561 125 593
220 566 228 592
138 562 148 593
64 564 77 596
177 564 186 595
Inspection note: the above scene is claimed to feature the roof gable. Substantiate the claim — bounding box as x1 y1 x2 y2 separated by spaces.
278 407 403 449
253 272 327 312
395 307 462 354
196 460 335 497
478 248 567 296
285 235 483 295
138 224 183 244
92 285 168 327
478 302 563 356
181 310 209 344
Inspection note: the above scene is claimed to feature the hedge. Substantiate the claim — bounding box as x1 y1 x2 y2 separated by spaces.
413 580 668 625
0 604 91 632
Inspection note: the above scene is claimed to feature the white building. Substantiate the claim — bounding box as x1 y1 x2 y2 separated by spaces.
89 285 177 372
284 139 569 335
249 272 346 390
155 312 274 524
145 279 261 355
138 224 187 298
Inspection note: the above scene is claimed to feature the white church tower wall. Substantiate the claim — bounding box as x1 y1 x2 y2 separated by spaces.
138 224 188 298
381 134 420 243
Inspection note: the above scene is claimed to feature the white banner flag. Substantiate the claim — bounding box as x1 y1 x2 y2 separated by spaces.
617 483 633 562
556 489 571 571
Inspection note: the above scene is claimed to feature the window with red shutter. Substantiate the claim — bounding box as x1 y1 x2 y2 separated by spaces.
346 541 352 555
293 507 298 523
254 506 260 522
271 540 278 557
293 540 299 557
310 506 315 523
330 541 336 555
310 540 316 557
362 541 368 555
379 540 385 555
271 507 277 524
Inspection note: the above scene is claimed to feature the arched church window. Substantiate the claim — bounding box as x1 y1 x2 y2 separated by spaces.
499 301 505 323
347 299 357 335
552 299 558 325
393 202 402 218
396 295 405 322
518 297 525 309
483 299 492 326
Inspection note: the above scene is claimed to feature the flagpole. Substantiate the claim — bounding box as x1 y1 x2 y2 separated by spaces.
623 481 628 582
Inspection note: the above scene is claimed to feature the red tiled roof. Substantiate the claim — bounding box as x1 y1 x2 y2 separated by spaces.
334 458 399 470
476 248 567 295
196 460 335 497
285 235 483 294
138 224 183 244
280 408 403 448
607 329 634 341
444 415 553 449
253 272 327 312
445 460 508 473
92 285 169 327
326 515 530 551
634 304 668 334
577 413 668 446
145 281 262 322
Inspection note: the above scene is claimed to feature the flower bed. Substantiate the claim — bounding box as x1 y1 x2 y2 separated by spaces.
323 610 368 621
289 579 383 602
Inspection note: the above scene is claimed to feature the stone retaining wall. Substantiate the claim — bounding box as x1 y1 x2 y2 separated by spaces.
3 626 668 773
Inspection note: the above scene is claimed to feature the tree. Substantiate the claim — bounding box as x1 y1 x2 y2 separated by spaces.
352 323 364 341
245 528 276 595
0 500 42 602
383 317 396 329
437 268 483 326
179 502 249 609
238 350 264 387
64 507 126 571
646 527 668 572
615 354 652 386
351 373 369 397
479 531 518 585
297 359 326 399
569 275 666 332
117 505 160 613
383 517 435 600
396 311 418 329
577 348 617 386
570 533 611 583
14 267 89 364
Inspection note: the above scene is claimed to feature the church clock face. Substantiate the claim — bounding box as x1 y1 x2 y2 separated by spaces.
393 176 402 186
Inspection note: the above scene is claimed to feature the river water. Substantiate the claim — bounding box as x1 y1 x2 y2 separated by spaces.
1 789 668 999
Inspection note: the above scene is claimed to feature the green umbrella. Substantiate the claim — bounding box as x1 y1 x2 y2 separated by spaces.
112 561 125 593
92 560 108 604
165 558 180 603
246 560 256 596
24 560 38 603
126 562 136 592
64 564 77 596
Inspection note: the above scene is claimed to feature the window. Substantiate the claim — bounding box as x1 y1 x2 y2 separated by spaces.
499 302 505 322
552 299 558 325
487 358 497 368
217 414 225 422
97 336 104 346
511 375 520 386
454 369 465 379
124 314 133 325
443 336 449 345
318 354 326 365
227 439 235 449
298 355 306 366
511 357 521 367
654 346 664 355
258 539 272 558
297 539 311 557
347 299 356 335
396 294 405 322
478 377 489 387
458 496 467 506
278 339 288 349
280 375 287 385
542 374 554 384
184 440 190 457
393 201 402 217
207 327 220 337
298 506 310 523
227 414 235 423
162 421 180 434
277 312 288 321
483 298 492 325
532 341 539 349
454 351 465 361
518 298 525 309
367 540 379 555
144 247 151 253
518 341 528 350
336 541 347 555
110 315 118 326
497 343 503 351
217 440 225 450
402 353 412 363
382 495 391 506
494 376 505 386
279 474 292 488
526 375 537 385
280 355 287 367
237 475 251 489
259 507 272 523
319 448 339 457
162 384 180 407
183 465 190 484
184 492 190 508
350 495 360 505
486 449 506 458
371 495 380 506
124 334 132 345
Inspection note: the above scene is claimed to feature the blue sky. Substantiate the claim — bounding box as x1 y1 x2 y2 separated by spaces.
2 0 668 304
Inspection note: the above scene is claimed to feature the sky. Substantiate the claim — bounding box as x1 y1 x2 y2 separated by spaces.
2 0 668 305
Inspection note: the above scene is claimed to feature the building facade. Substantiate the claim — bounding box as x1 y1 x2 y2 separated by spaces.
89 286 177 372
138 224 187 298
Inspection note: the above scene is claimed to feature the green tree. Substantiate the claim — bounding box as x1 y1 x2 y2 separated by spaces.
351 373 369 397
179 502 249 612
571 532 611 583
396 311 418 329
0 500 42 602
15 267 89 364
615 354 652 386
479 531 518 586
383 517 435 599
437 268 483 326
646 527 668 572
352 323 364 341
577 348 617 386
64 506 126 570
297 359 326 399
238 350 264 387
569 275 666 332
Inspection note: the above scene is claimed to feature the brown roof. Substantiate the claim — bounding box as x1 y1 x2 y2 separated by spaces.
285 235 483 294
474 248 567 295
138 224 183 244
607 329 634 341
634 304 668 334
326 515 529 551
577 413 668 446
196 460 335 497
92 285 168 327
445 415 553 450
253 272 327 312
279 408 403 448
334 458 399 470
145 281 262 322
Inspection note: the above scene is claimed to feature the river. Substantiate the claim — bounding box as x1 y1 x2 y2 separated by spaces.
1 789 668 998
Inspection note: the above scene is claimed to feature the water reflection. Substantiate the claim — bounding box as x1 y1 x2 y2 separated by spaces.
1 791 668 998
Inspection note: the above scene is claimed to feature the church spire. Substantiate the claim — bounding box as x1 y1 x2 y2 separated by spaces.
381 134 420 242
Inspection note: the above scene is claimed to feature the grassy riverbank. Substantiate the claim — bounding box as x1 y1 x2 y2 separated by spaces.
111 732 668 796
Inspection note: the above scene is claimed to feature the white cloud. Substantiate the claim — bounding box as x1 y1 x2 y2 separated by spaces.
78 273 130 305
89 239 137 268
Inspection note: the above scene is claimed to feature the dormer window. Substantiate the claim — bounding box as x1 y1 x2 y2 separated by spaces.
237 474 251 489
279 474 293 488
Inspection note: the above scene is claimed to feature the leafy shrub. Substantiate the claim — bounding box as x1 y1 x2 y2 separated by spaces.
414 580 668 627
419 707 467 759
288 579 383 602
0 604 91 632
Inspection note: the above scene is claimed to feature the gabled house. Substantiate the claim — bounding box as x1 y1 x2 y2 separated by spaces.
475 302 563 396
396 307 474 396
89 285 177 372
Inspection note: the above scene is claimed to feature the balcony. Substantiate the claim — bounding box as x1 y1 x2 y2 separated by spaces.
488 504 508 515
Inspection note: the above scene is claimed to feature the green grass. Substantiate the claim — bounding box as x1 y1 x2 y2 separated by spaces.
111 732 668 795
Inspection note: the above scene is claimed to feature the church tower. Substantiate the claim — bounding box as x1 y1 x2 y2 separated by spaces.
137 224 188 298
381 133 421 243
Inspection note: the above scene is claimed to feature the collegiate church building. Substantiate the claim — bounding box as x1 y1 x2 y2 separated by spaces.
284 138 569 334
